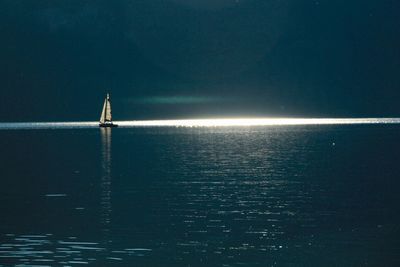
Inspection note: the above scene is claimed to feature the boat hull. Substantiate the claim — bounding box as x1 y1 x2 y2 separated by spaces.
99 123 118 128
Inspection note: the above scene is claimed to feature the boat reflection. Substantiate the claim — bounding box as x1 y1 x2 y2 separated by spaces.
100 128 112 242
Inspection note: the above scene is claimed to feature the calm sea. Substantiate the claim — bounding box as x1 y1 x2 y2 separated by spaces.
0 125 400 266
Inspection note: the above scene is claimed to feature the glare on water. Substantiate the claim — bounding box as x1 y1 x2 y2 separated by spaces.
117 118 400 127
0 118 400 129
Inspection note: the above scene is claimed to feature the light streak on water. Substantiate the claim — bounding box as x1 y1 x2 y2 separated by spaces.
118 118 400 127
0 118 400 129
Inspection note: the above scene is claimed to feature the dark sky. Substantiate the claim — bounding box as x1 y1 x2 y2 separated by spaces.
1 0 399 121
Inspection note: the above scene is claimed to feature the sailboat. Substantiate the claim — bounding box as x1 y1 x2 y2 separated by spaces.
99 93 118 127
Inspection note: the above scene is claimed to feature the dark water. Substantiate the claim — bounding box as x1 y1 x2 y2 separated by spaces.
1 125 400 266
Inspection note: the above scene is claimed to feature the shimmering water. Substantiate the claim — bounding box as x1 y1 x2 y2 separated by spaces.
1 125 400 266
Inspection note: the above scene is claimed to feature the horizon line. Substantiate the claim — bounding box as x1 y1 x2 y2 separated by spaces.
1 117 400 129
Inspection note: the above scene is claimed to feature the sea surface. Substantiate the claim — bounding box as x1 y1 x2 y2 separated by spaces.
0 123 400 266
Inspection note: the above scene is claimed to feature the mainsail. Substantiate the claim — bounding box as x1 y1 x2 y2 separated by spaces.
100 94 112 124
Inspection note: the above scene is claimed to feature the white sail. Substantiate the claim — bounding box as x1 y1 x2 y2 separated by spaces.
100 94 112 124
105 96 112 121
100 98 107 123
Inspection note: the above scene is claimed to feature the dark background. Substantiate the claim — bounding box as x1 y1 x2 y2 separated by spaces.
0 0 399 121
